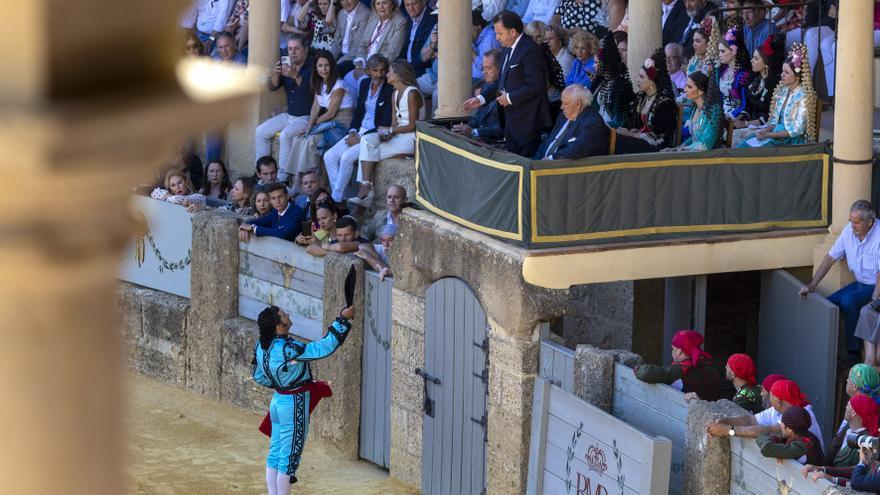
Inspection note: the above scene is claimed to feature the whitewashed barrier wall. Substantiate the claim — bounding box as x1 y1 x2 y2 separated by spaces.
527 377 672 495
729 437 833 495
238 237 325 341
119 195 192 298
612 362 687 495
540 340 575 394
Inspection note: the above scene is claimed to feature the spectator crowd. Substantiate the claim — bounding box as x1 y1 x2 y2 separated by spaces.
163 0 877 224
150 0 880 491
158 0 876 300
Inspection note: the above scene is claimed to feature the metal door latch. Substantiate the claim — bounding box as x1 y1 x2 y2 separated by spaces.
415 368 441 417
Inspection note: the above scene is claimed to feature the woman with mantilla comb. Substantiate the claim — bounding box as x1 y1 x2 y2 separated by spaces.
737 42 817 147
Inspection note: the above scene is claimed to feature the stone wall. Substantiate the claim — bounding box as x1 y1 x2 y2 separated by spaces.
389 287 425 486
119 210 366 459
119 284 189 385
390 209 569 494
563 279 666 364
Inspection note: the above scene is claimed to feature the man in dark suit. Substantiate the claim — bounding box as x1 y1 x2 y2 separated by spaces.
465 10 550 157
662 0 691 47
399 0 437 77
680 0 718 58
239 182 305 242
534 84 609 160
453 49 504 143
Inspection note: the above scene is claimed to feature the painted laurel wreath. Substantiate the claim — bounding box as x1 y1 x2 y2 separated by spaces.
145 230 192 274
565 421 584 493
365 287 391 350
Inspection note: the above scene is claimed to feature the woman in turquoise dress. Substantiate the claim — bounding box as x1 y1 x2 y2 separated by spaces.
670 68 724 152
678 16 720 141
736 43 817 148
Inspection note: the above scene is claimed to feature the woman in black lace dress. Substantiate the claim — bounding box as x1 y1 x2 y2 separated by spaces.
616 48 678 153
590 31 635 129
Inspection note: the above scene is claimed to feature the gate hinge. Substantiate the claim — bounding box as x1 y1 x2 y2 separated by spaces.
473 337 489 353
472 368 489 384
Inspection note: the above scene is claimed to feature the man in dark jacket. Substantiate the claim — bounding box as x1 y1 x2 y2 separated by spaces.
534 84 608 160
453 49 504 143
662 0 691 47
324 54 394 204
478 10 551 157
399 0 437 76
680 0 717 58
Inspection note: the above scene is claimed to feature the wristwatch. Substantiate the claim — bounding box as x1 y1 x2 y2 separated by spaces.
728 426 736 437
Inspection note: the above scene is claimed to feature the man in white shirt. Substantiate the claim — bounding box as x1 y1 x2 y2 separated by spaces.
706 378 825 453
800 200 880 360
189 0 235 55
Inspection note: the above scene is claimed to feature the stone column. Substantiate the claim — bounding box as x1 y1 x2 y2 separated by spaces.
625 0 662 86
227 0 284 177
433 0 472 119
814 0 874 295
0 2 253 494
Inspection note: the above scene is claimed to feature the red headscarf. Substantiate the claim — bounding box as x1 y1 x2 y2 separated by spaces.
761 373 787 392
726 354 757 386
851 393 880 436
771 379 810 407
671 330 711 373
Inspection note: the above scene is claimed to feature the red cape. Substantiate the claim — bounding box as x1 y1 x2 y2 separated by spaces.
259 381 333 437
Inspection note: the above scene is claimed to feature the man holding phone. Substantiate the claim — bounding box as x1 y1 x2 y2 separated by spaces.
254 34 315 183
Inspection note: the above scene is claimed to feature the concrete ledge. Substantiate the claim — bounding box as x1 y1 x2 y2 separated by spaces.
523 229 828 288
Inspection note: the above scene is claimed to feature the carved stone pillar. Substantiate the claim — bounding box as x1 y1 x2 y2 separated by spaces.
0 2 253 493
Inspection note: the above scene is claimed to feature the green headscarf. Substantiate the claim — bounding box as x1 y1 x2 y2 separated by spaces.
849 364 880 402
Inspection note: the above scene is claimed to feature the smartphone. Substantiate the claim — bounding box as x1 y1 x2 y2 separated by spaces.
301 220 313 237
281 56 291 67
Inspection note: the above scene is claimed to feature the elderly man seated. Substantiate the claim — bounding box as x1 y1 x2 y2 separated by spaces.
533 84 608 160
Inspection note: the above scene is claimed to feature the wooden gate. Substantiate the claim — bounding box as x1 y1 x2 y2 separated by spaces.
758 269 839 446
421 278 488 495
360 270 393 468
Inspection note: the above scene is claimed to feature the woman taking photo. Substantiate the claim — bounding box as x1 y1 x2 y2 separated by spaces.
736 43 817 148
286 50 356 183
565 29 598 88
350 61 423 208
616 49 678 153
293 0 338 55
296 201 339 247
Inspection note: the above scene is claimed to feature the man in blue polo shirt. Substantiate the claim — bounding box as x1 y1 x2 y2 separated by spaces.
255 34 315 183
800 200 880 362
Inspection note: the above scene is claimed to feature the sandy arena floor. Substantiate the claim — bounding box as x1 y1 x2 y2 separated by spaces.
126 374 419 495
